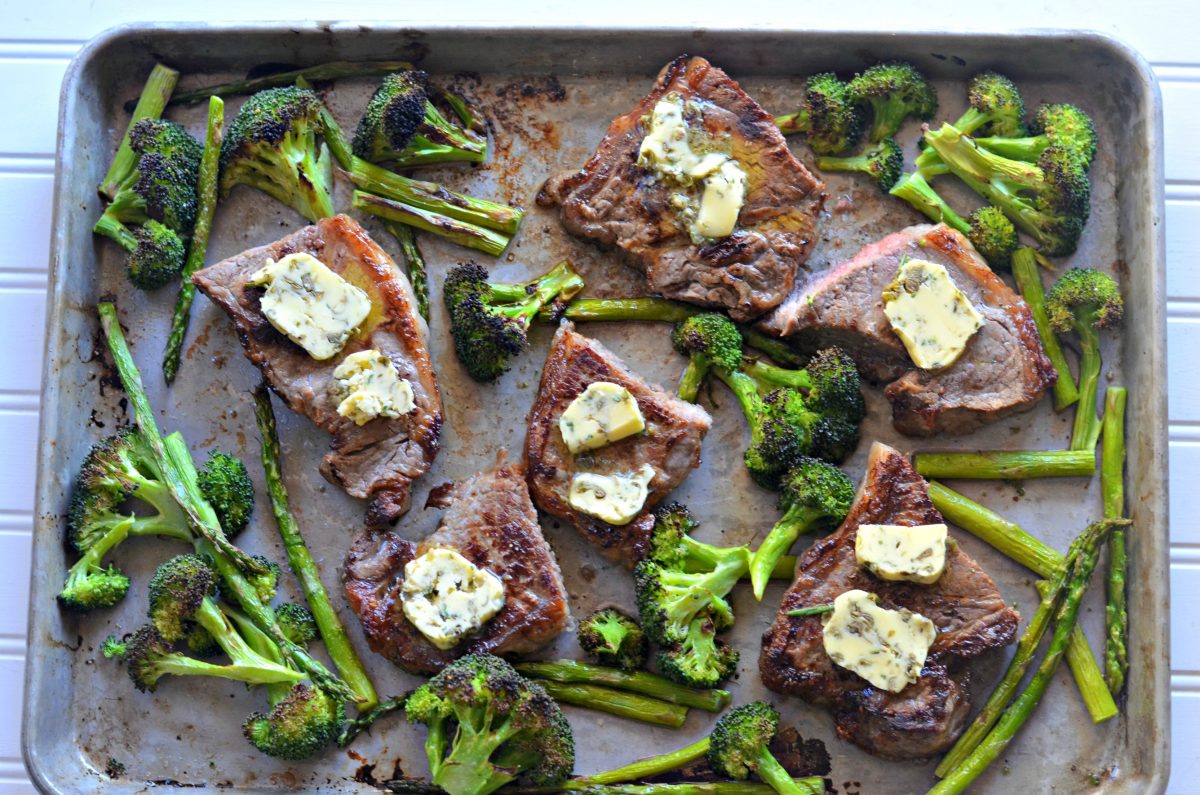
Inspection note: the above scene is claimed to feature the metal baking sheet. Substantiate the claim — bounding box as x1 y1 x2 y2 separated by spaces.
23 23 1169 794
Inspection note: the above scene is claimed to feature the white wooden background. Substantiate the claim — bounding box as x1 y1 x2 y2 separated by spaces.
1 3 1195 793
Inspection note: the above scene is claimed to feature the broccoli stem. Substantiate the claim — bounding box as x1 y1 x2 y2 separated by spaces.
223 603 295 705
1011 248 1079 410
163 96 224 385
1102 386 1129 696
254 385 379 709
774 110 810 136
677 358 710 403
98 302 268 576
914 449 1095 480
749 507 820 601
558 782 825 795
741 359 812 392
352 191 510 257
338 695 408 747
388 102 487 168
930 520 1121 794
752 746 810 795
532 679 688 728
1069 321 1104 451
92 214 139 251
888 170 971 235
191 597 304 686
162 60 414 107
926 481 1118 724
513 660 731 712
386 222 429 320
101 63 179 200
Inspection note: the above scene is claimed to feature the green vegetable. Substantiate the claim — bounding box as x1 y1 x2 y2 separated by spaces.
244 683 345 760
1011 247 1079 409
672 313 745 402
815 138 903 191
578 608 649 672
163 60 414 107
914 449 1095 480
707 702 809 795
101 63 180 199
513 660 730 712
387 222 429 320
339 694 409 747
1102 386 1129 695
196 450 254 536
847 62 938 144
532 679 688 728
353 70 486 167
775 72 861 155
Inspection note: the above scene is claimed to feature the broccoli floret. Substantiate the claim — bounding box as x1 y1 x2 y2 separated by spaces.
352 71 486 166
634 504 749 688
1046 268 1124 450
707 702 806 795
112 624 302 693
444 261 585 382
95 118 203 234
58 429 193 611
775 73 861 155
748 458 854 599
244 682 344 760
815 137 904 191
888 170 1019 269
197 451 254 536
405 654 575 795
672 313 744 402
976 103 1098 170
275 602 318 647
247 555 281 604
578 608 648 671
183 622 220 658
954 72 1027 138
92 216 188 291
220 86 334 222
924 121 1091 256
848 62 938 143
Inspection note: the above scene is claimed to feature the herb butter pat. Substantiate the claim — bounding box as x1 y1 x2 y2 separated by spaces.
637 94 748 242
568 464 656 526
247 252 372 361
332 349 415 426
400 548 506 650
882 258 984 370
559 382 646 454
822 589 937 693
855 523 948 584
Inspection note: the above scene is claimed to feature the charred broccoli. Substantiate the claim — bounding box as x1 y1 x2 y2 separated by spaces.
708 702 807 795
848 62 938 144
95 118 203 234
352 70 486 166
578 608 648 672
244 682 344 760
1046 268 1124 450
815 137 904 191
405 653 574 795
775 72 861 155
888 170 1019 268
672 313 744 402
274 602 318 646
220 86 334 222
974 103 1098 170
635 504 749 688
952 71 1027 139
197 450 254 536
748 458 854 599
444 261 584 382
91 216 187 290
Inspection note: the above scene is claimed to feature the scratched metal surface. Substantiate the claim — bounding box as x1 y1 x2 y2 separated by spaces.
23 23 1168 795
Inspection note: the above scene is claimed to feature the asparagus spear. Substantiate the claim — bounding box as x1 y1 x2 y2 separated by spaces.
1103 386 1129 695
353 191 510 257
786 605 835 618
386 222 429 320
914 449 1095 480
253 384 379 709
566 781 827 795
929 519 1125 794
98 303 353 700
514 660 730 712
102 63 179 199
160 60 413 107
926 481 1118 723
163 96 223 385
569 737 713 786
533 679 689 728
1011 248 1079 410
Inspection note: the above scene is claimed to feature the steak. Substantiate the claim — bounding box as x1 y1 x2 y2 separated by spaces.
539 55 825 322
525 322 712 568
192 215 442 525
342 456 569 674
760 224 1055 436
759 442 1019 760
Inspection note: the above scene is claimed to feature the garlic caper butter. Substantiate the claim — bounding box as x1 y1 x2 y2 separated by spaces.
637 94 748 242
821 589 937 693
855 523 948 584
400 548 506 650
882 258 984 370
568 464 656 525
559 382 646 454
332 349 416 426
248 252 372 360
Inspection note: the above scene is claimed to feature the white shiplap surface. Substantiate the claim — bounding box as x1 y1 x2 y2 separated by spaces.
2 4 1196 793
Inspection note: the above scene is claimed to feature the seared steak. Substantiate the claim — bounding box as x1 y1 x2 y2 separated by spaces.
343 457 569 674
761 224 1055 436
760 442 1019 759
193 215 441 525
539 55 825 322
525 322 711 568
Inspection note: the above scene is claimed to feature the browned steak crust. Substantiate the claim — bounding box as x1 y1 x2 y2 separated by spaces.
524 323 711 568
342 458 569 674
760 442 1019 759
540 55 825 322
192 215 441 525
761 224 1056 436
